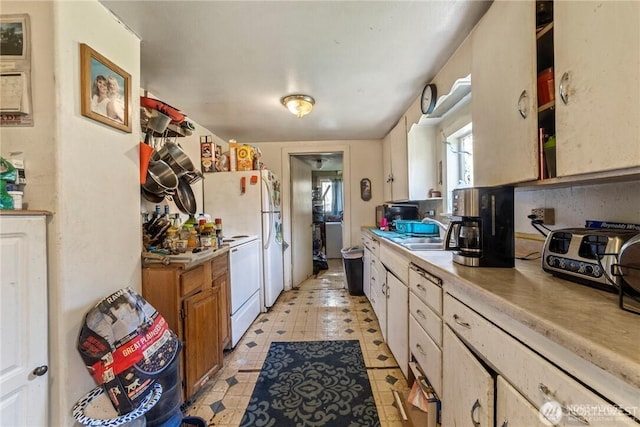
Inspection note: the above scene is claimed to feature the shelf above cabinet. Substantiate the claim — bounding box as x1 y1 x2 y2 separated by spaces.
420 76 471 121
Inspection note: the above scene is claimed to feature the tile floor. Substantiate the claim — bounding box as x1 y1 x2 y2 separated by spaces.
184 258 408 426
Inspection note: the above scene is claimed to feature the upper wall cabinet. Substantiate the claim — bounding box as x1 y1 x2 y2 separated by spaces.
382 116 409 202
471 1 640 187
407 123 437 200
554 1 640 177
471 1 538 187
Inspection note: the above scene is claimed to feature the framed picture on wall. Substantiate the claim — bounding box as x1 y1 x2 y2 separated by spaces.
0 14 29 61
80 43 131 133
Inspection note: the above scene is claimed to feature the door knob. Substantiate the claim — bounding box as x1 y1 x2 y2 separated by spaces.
32 365 48 376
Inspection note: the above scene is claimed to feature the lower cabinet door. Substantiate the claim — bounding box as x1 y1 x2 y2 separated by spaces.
184 288 221 398
442 326 495 427
497 376 548 427
386 272 408 379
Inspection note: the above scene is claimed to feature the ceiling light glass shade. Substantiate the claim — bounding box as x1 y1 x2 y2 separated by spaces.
281 95 315 118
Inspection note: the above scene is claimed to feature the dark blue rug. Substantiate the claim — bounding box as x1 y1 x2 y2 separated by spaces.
240 340 380 427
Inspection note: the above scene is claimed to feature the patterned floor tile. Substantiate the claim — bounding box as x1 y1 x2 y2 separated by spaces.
184 259 408 425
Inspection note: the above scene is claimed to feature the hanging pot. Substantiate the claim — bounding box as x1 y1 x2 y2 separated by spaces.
141 187 165 204
169 177 197 215
142 160 178 195
157 142 195 177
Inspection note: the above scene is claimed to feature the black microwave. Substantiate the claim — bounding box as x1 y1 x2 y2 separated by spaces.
375 204 419 228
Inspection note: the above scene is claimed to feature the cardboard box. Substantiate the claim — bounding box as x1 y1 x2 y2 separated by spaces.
228 140 238 172
200 135 214 173
236 144 254 171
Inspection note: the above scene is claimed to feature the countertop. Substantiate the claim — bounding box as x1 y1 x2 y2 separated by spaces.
142 245 229 269
362 228 640 394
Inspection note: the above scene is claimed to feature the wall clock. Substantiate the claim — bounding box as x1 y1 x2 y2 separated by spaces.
421 83 437 115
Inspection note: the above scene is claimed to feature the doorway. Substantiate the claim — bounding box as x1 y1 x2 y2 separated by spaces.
283 148 348 289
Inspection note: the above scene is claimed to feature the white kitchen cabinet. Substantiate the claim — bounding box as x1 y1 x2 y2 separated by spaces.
371 255 387 341
496 376 547 427
0 213 49 426
442 325 494 427
362 242 371 299
554 1 640 177
471 0 538 187
444 293 639 426
386 272 408 379
407 123 437 200
382 116 409 202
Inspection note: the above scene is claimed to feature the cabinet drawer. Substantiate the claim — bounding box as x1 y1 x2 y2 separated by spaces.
410 315 442 398
362 234 380 258
410 295 442 347
409 266 442 315
181 264 206 296
211 253 228 278
444 294 638 426
380 245 408 284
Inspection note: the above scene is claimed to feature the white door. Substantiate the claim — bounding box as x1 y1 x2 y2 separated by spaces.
0 215 49 426
290 156 313 286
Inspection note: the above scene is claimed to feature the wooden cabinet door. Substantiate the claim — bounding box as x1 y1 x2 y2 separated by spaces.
183 288 221 398
442 326 494 427
554 1 640 176
472 0 538 186
386 272 409 379
213 272 231 350
390 116 409 201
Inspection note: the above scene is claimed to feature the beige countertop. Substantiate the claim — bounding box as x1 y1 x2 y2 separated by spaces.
362 228 640 393
142 245 229 268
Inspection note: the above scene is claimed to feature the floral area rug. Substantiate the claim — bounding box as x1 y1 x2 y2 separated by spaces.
240 340 380 427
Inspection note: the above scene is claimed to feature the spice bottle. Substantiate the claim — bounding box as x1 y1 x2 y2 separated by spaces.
200 223 214 249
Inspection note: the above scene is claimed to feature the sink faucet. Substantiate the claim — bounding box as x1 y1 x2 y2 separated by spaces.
421 217 448 235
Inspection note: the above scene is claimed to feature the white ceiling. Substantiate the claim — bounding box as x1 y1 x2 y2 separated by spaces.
100 0 491 143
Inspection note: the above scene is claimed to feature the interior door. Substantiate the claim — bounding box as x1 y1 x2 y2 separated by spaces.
290 156 313 286
0 216 48 426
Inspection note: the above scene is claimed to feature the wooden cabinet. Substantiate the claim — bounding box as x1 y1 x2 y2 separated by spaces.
142 250 229 400
382 116 409 201
472 0 538 187
442 326 494 427
554 1 640 177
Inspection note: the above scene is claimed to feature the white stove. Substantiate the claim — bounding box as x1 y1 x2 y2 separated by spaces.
223 234 258 248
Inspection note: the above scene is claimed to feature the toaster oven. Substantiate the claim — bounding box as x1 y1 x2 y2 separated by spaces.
542 228 639 291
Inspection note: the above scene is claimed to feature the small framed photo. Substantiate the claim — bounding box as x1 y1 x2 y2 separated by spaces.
0 14 29 60
80 43 131 133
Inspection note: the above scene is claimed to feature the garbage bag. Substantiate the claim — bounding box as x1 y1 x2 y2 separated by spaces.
77 287 180 415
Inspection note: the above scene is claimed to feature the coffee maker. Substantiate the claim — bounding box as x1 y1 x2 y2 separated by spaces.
445 186 515 267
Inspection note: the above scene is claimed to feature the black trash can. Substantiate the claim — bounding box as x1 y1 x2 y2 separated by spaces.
341 246 364 296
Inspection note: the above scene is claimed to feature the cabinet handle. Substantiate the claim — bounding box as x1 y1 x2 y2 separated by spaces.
416 284 426 292
386 174 395 183
517 90 529 119
501 420 508 427
470 399 481 427
559 72 570 105
453 314 471 328
538 383 590 425
382 283 386 296
416 309 427 319
415 343 426 355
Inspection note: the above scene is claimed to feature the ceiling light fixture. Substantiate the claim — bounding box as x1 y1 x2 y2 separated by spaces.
281 94 315 118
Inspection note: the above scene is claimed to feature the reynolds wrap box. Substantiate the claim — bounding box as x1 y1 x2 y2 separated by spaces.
200 135 214 173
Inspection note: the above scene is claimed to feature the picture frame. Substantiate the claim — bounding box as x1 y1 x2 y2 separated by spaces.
360 178 371 201
80 43 131 133
0 14 29 61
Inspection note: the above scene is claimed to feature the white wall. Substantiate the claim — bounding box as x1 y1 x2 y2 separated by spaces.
2 2 141 425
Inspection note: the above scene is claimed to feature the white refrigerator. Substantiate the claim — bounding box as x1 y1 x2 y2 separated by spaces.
203 170 284 310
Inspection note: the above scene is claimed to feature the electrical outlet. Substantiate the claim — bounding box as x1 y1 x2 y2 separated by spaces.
531 208 555 225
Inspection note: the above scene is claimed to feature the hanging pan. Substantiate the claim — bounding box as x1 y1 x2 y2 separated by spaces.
168 177 197 215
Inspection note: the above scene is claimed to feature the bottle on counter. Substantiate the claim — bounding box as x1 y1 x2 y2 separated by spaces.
215 218 223 247
201 223 214 249
187 227 198 249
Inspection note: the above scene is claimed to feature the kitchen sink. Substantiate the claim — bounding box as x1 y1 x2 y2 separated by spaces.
388 236 444 250
400 242 444 251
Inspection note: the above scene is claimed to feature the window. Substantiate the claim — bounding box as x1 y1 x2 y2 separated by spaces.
445 123 473 213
